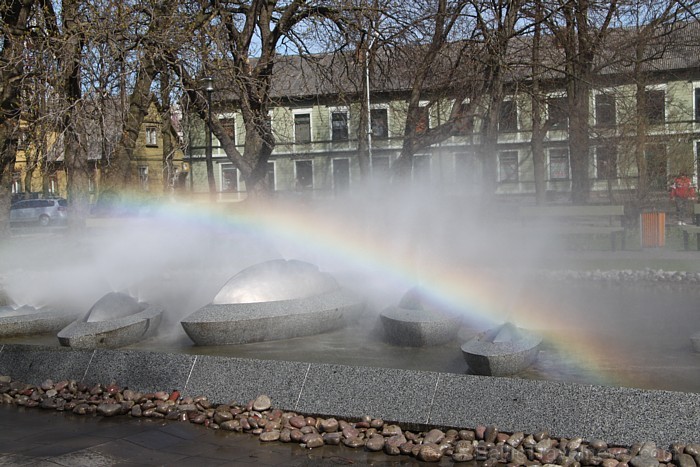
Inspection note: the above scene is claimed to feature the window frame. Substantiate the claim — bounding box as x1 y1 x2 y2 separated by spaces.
221 163 239 192
145 126 158 147
332 157 350 192
594 92 617 127
293 109 312 144
219 114 236 145
412 153 432 183
294 159 313 190
370 106 389 139
596 144 618 180
548 147 570 180
329 108 349 142
498 150 519 183
547 94 569 130
644 87 666 125
498 99 518 133
138 165 149 191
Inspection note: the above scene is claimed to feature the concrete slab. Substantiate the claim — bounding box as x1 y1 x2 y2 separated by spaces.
183 355 310 408
430 373 592 438
0 344 93 385
296 363 437 425
83 349 196 393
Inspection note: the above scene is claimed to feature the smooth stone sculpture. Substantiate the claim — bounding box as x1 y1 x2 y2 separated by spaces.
0 305 79 337
181 259 364 345
380 286 462 347
57 292 163 349
460 322 542 376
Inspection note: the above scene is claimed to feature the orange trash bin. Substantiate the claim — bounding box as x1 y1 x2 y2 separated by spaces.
640 211 665 248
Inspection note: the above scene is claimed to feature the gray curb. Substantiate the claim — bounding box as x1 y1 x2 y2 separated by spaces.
0 343 698 446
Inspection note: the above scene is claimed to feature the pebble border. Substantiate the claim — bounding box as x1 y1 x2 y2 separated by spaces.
1 375 698 466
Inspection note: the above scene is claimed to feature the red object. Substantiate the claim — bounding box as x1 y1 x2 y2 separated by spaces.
670 175 696 200
168 390 180 402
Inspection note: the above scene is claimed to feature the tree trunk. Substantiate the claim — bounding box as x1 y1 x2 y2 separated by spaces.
569 79 591 205
0 0 32 236
100 60 158 198
61 0 90 232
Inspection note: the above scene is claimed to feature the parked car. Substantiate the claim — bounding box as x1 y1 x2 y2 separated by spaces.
10 198 68 226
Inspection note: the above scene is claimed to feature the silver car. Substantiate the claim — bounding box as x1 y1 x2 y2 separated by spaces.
10 198 68 226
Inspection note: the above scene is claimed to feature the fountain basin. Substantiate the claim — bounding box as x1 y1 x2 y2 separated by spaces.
57 293 163 349
0 305 79 337
461 323 542 376
380 306 462 346
181 289 363 345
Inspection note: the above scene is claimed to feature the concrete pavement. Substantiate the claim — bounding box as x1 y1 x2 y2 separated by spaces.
0 404 415 466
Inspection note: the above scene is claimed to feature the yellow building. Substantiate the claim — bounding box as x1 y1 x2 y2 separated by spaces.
12 102 186 205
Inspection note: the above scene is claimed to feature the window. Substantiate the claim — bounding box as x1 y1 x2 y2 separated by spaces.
372 156 390 180
695 88 700 122
645 143 667 190
370 108 388 138
454 113 474 135
138 166 149 191
415 106 430 135
548 148 570 180
266 161 276 191
11 172 20 194
221 117 235 143
498 151 519 182
295 160 313 189
644 89 665 124
332 158 350 193
548 96 568 129
499 100 517 132
17 132 27 150
294 113 311 143
596 144 618 180
595 93 616 127
88 167 97 194
48 174 58 195
331 111 349 142
454 151 481 195
454 101 474 135
413 154 431 183
222 165 238 192
145 126 158 146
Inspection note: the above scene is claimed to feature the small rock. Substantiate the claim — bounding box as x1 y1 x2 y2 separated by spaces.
259 430 280 443
252 395 271 412
365 435 385 452
97 402 121 417
417 443 443 462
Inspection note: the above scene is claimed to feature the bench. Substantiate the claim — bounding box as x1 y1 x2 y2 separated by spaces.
518 204 626 251
679 204 700 250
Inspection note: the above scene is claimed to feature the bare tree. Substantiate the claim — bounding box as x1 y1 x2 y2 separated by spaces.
169 0 345 200
543 0 618 204
0 0 34 236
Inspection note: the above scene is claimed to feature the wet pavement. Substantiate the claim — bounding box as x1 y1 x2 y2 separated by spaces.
0 405 427 466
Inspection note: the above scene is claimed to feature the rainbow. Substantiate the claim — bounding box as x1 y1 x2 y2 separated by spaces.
136 197 620 386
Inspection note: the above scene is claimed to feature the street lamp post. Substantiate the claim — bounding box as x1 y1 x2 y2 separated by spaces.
365 30 378 175
203 76 216 201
